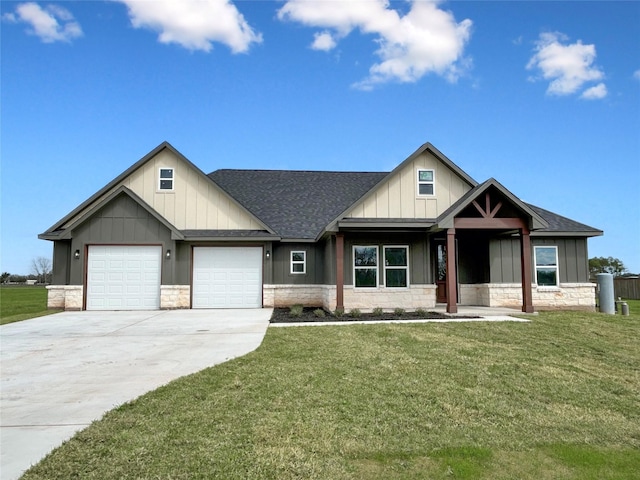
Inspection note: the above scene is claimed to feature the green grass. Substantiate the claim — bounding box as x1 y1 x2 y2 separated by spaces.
22 309 639 479
0 286 60 325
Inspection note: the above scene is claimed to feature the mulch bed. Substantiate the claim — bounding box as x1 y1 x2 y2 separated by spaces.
270 307 468 323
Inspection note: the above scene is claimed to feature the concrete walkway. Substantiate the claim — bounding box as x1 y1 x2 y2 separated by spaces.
0 309 272 480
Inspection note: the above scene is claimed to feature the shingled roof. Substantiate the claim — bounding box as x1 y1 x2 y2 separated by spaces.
209 169 602 240
208 170 388 240
527 204 602 236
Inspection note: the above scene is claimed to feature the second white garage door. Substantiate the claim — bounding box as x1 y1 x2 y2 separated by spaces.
192 247 263 309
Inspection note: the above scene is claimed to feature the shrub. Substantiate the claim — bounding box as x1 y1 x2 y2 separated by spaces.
333 307 345 318
372 307 384 316
313 308 326 318
349 308 361 318
394 307 405 316
415 307 428 317
289 304 304 317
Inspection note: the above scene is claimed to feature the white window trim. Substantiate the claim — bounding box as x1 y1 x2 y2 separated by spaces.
534 246 559 288
353 245 379 288
290 250 306 274
417 168 435 197
383 245 410 288
158 167 175 192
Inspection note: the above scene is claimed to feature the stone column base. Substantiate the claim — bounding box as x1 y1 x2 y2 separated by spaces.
160 285 191 309
46 285 83 310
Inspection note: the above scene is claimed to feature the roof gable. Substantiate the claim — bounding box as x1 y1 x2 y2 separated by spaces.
339 142 477 222
436 178 548 230
39 186 184 241
40 142 272 238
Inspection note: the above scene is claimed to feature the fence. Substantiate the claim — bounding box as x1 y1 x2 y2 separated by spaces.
614 277 640 300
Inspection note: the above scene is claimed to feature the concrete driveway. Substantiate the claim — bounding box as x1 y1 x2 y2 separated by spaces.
0 309 272 480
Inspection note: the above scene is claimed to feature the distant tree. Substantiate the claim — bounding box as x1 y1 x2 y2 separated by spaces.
589 256 628 278
1 272 9 283
31 256 52 284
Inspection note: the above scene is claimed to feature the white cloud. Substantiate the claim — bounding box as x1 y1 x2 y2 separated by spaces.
117 0 262 53
581 83 607 100
278 0 472 89
312 31 337 51
634 70 640 81
527 32 606 98
3 2 82 43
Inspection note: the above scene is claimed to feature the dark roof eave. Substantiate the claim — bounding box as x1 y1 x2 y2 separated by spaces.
280 238 317 243
531 230 603 238
338 219 436 229
38 232 63 241
183 236 281 242
181 230 281 242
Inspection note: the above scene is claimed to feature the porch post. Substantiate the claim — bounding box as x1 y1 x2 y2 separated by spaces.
336 233 344 310
446 228 458 314
520 227 534 313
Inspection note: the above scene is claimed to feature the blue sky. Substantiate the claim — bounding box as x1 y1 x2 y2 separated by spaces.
1 0 639 276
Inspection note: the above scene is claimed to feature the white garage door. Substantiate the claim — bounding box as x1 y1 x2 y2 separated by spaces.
192 247 262 309
87 245 162 310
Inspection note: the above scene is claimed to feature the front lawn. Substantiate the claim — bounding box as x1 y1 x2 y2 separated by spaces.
0 286 60 325
22 309 639 479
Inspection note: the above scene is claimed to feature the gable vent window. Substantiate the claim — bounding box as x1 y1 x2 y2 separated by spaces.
417 169 435 196
159 168 174 191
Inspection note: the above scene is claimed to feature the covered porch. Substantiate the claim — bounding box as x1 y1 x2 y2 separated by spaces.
333 178 549 314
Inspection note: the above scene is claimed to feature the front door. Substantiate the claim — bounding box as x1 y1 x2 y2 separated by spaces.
436 242 447 303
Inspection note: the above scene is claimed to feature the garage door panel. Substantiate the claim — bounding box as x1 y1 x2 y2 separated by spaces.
193 247 262 309
108 272 123 281
87 245 161 311
212 272 228 282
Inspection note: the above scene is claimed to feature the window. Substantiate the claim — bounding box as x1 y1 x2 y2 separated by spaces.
158 168 174 191
291 251 306 274
353 246 378 288
417 169 435 196
534 246 559 287
384 246 409 288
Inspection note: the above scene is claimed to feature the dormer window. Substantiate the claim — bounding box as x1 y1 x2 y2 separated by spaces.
417 169 435 196
159 168 174 191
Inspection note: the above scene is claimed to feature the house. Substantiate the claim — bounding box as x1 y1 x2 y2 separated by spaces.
39 141 602 313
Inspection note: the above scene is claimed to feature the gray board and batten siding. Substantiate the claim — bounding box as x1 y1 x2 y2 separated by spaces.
490 237 590 284
53 192 175 286
271 243 326 285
